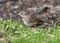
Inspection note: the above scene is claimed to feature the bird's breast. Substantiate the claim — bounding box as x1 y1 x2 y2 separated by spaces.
22 19 33 26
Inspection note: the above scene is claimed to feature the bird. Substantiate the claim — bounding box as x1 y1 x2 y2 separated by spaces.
18 4 55 27
18 11 43 27
18 5 51 27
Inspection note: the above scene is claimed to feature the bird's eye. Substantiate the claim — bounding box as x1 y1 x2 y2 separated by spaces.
21 12 26 15
21 13 24 14
20 11 27 15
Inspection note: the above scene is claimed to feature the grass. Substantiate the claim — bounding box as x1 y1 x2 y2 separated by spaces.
0 19 60 43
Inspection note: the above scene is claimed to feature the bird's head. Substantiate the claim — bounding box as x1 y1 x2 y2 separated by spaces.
18 11 29 18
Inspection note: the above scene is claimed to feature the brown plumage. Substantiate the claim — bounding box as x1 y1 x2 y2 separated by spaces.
18 11 43 27
18 4 59 27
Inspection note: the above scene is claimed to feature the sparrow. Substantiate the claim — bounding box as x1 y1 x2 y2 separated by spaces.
18 4 55 27
18 11 43 27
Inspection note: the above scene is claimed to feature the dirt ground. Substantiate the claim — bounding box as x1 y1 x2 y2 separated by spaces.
0 0 60 27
